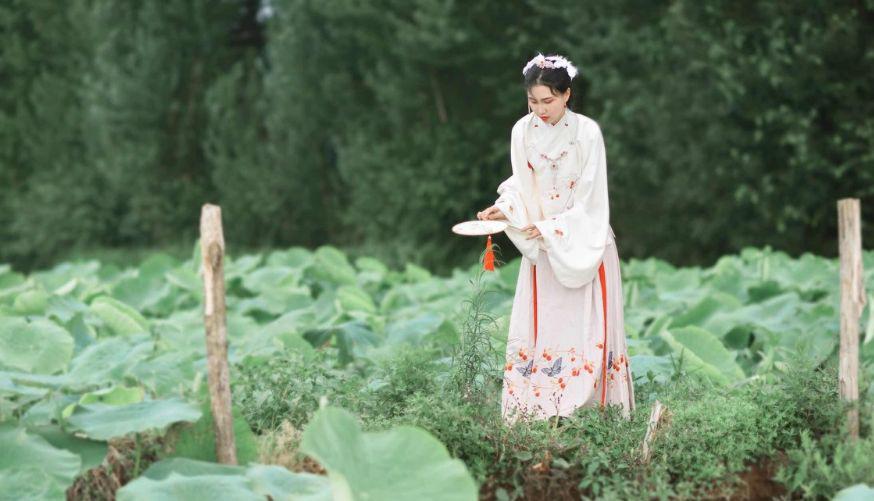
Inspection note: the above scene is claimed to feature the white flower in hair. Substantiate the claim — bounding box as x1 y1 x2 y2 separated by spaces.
522 52 578 79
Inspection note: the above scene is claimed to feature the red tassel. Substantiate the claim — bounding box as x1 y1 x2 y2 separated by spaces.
483 234 495 271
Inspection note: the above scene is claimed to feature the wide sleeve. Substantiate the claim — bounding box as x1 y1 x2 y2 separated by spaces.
531 120 610 288
494 120 541 263
494 175 527 229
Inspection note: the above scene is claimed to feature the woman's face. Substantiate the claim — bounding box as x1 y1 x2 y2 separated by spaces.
527 84 570 124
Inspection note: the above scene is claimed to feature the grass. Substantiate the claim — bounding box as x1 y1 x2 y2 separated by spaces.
232 338 870 500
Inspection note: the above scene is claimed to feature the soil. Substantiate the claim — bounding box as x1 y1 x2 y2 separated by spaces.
730 453 789 500
479 451 790 501
66 435 163 501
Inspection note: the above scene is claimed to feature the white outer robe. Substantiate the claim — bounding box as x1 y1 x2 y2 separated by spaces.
493 110 613 288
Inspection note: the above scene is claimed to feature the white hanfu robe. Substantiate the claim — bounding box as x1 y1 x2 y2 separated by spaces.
493 108 635 424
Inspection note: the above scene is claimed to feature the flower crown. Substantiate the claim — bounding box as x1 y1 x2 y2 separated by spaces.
522 53 578 79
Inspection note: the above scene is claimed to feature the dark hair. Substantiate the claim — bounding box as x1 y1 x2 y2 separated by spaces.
522 53 575 109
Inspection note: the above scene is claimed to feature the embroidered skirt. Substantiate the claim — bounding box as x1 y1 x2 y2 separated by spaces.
501 229 635 424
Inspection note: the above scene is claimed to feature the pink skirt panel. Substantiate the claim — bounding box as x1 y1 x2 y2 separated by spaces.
501 233 635 424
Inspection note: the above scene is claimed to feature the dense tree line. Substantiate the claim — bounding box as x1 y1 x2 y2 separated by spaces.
1 0 871 272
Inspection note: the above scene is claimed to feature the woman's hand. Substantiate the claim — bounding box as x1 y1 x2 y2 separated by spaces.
521 224 542 240
477 205 507 221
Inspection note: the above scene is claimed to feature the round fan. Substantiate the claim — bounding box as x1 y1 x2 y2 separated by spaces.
451 220 508 236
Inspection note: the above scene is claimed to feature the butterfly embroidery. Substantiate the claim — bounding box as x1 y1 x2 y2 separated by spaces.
516 359 534 378
542 357 563 377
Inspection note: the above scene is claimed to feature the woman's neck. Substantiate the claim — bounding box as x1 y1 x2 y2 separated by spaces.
549 108 568 125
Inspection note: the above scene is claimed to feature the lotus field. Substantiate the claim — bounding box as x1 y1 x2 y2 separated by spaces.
1 244 873 499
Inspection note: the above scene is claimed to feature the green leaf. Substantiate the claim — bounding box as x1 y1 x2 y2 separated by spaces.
266 247 313 269
89 295 150 335
226 254 265 283
834 484 874 501
67 397 202 440
404 262 432 282
246 464 332 501
304 320 379 365
661 326 745 384
310 246 357 286
355 256 388 274
232 286 312 316
0 467 67 501
385 312 444 345
0 373 49 398
354 256 388 282
670 292 743 337
0 424 81 486
28 424 108 473
260 311 318 358
142 457 246 479
67 336 152 388
79 385 145 406
629 355 673 384
166 399 258 465
45 296 89 324
12 288 50 315
240 266 300 294
120 459 332 501
117 473 261 501
336 285 377 314
112 274 173 314
0 317 74 374
0 265 25 291
300 406 477 501
128 351 198 396
165 266 202 296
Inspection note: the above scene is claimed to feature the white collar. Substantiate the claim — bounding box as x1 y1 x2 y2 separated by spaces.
526 108 578 160
529 108 573 129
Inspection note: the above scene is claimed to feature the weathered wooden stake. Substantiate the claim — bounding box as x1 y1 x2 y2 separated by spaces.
837 198 865 440
641 400 667 463
200 204 237 464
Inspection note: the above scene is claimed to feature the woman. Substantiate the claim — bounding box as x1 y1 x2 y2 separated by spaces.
477 53 635 424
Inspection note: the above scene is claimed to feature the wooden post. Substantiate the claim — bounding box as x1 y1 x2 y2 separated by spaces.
641 400 667 463
200 204 237 464
837 198 866 440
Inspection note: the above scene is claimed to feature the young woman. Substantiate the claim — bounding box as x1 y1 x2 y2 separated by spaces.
477 53 635 424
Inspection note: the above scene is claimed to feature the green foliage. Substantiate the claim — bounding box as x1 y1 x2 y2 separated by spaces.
0 317 74 374
233 351 364 433
5 1 872 273
300 406 478 500
0 242 872 498
547 0 874 264
165 399 259 466
89 295 151 336
776 432 874 499
449 267 502 405
369 354 851 499
0 0 103 269
356 346 442 423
